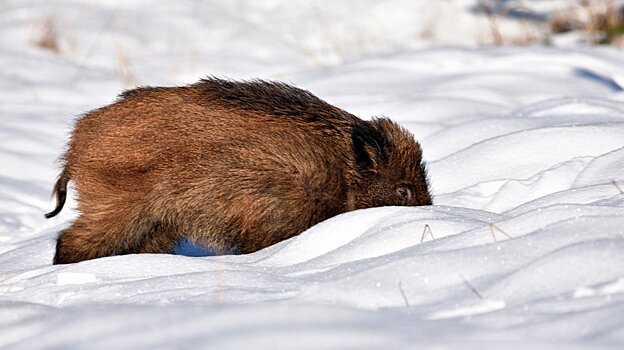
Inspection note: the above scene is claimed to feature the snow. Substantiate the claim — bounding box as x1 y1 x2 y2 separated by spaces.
1 0 624 349
56 272 98 285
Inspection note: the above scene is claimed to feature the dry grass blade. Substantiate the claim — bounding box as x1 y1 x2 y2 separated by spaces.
115 42 134 87
478 0 504 45
459 274 484 300
398 281 410 307
490 223 512 242
420 224 434 243
70 7 121 86
612 180 624 194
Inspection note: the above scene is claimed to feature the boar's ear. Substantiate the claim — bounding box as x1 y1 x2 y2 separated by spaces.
351 120 388 173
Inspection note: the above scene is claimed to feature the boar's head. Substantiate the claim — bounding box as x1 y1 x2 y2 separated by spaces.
350 117 432 209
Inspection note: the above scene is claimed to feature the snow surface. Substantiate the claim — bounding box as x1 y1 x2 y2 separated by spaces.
1 1 624 349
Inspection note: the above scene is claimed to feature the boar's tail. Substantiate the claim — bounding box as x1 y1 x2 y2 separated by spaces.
45 169 70 219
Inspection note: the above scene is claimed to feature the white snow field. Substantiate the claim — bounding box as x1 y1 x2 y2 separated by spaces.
1 1 624 349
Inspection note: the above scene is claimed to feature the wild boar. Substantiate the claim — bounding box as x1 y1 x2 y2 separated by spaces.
46 78 432 264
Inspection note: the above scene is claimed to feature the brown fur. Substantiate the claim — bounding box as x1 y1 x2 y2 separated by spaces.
47 78 432 264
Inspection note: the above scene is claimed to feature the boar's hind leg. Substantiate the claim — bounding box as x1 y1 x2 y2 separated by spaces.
53 211 154 264
135 222 180 254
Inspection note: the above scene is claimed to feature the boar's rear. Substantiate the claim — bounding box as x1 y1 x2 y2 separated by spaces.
47 78 432 264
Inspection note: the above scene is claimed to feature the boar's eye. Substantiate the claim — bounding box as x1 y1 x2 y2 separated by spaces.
395 186 412 202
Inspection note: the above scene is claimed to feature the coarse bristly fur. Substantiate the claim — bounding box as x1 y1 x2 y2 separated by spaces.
46 77 433 264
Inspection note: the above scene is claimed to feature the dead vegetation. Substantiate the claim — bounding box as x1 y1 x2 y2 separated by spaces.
27 0 624 83
478 0 624 47
115 42 135 87
33 17 60 53
583 0 624 45
477 0 540 46
420 224 434 243
550 0 624 45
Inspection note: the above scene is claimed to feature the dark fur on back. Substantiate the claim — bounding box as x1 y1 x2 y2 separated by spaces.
197 78 348 119
46 77 432 264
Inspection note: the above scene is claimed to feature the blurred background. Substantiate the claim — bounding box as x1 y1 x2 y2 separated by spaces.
3 0 623 91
